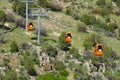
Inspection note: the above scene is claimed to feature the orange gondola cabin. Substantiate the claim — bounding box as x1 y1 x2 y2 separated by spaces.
65 32 72 42
27 22 34 30
94 43 104 56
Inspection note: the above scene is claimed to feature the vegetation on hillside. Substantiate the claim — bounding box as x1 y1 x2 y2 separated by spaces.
0 10 6 25
0 0 120 80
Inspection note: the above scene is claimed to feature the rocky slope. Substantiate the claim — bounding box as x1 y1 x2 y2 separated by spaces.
0 0 120 80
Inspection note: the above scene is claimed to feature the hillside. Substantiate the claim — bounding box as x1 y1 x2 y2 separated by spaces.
0 0 120 80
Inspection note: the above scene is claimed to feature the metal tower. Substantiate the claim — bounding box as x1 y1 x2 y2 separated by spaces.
19 0 35 31
30 8 49 45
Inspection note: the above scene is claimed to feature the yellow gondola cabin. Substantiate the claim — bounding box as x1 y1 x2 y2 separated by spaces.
94 43 104 56
27 22 34 30
65 32 72 42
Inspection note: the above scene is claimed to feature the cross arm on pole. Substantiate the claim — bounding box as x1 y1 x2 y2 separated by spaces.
19 0 35 2
29 8 49 45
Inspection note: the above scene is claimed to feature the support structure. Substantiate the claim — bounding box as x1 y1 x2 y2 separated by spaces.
38 15 40 45
30 8 48 45
19 0 34 31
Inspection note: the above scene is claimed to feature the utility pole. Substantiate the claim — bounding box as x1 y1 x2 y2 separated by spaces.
19 0 34 31
30 8 49 45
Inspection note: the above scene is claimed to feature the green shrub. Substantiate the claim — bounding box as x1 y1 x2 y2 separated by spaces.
12 1 36 17
65 7 80 20
37 0 48 7
114 71 120 79
37 72 68 80
81 14 112 31
104 70 111 76
59 70 69 77
73 12 81 20
10 41 19 53
96 0 105 7
0 10 6 20
74 72 92 80
21 51 30 59
94 18 114 32
83 37 93 50
94 19 108 30
1 48 6 53
23 56 37 76
81 14 96 25
113 0 120 7
45 45 57 57
12 1 26 17
0 74 4 80
65 8 72 15
3 58 10 66
69 47 80 59
96 0 112 9
83 34 95 50
37 0 62 11
104 46 116 59
53 60 66 71
19 76 28 80
0 10 6 25
106 1 113 9
20 51 37 76
107 23 117 32
92 7 112 16
4 69 18 80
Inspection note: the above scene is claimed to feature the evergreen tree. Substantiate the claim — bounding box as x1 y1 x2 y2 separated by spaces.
10 41 19 53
